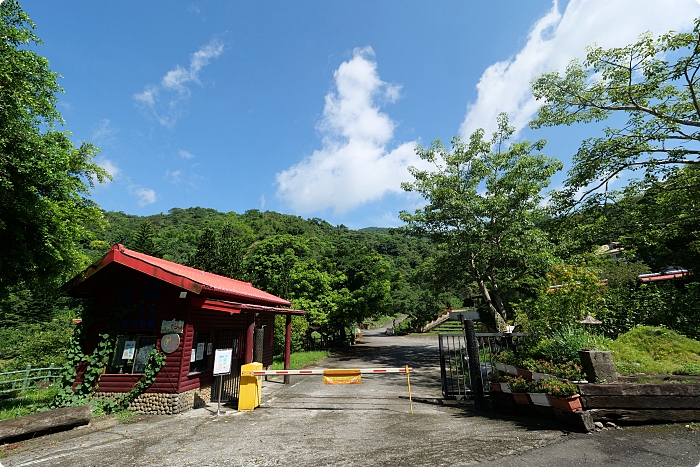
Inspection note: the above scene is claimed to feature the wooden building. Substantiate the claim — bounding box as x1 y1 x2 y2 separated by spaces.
65 244 304 414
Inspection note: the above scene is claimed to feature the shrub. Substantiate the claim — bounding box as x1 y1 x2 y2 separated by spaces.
528 326 611 364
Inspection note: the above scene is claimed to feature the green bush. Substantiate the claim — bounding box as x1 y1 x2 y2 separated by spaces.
273 314 309 355
0 319 75 371
527 326 611 364
600 281 700 341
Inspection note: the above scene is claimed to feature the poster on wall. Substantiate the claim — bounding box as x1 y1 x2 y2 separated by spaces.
206 343 213 356
160 320 184 334
133 336 157 374
213 348 233 375
196 342 205 361
122 341 136 360
190 351 196 362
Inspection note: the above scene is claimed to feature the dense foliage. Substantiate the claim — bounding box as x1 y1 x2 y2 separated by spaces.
401 113 562 327
0 0 109 298
1 0 699 383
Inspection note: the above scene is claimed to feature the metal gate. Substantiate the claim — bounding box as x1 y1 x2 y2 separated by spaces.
438 334 471 399
439 332 527 399
211 329 245 402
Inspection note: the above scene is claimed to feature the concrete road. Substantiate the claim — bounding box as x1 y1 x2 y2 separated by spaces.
2 326 699 466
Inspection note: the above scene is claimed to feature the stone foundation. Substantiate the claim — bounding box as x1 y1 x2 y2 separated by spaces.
94 385 212 415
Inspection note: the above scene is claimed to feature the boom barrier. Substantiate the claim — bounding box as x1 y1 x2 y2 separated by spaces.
242 367 413 377
238 365 414 414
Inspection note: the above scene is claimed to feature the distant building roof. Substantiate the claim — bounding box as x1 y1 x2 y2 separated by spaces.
65 244 292 307
638 270 693 283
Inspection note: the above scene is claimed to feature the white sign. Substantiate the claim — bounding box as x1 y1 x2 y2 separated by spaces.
190 350 196 362
206 342 213 356
213 348 233 375
122 341 136 360
196 342 205 361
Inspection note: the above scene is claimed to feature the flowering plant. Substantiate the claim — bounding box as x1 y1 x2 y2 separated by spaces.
537 378 578 397
507 376 534 393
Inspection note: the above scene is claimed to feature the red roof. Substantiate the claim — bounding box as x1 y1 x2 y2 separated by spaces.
639 271 693 283
66 244 291 307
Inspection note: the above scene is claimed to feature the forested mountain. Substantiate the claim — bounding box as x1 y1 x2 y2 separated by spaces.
79 208 458 344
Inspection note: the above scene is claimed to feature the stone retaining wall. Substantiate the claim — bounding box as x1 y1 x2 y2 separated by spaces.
93 385 212 415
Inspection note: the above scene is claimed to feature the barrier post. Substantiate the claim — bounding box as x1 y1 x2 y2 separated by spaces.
406 364 413 414
238 362 263 411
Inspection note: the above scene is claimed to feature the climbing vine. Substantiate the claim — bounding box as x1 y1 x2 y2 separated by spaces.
52 298 166 413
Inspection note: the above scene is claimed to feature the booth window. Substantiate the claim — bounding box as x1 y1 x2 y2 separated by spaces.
189 331 212 373
109 335 157 374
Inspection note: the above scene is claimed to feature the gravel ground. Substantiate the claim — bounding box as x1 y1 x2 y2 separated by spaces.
2 327 698 466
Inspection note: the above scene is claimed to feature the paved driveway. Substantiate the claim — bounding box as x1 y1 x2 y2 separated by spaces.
2 327 699 466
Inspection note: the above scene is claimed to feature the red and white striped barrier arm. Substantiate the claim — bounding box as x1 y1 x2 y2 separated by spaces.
244 367 413 376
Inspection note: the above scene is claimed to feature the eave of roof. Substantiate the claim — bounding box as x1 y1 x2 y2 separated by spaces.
65 244 292 307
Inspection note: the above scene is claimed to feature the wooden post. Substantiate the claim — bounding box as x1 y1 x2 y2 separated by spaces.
463 319 485 409
245 312 255 364
284 314 292 384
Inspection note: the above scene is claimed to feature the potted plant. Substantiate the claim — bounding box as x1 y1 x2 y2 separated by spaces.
507 376 532 404
488 371 508 392
524 359 557 381
527 382 551 407
492 350 519 375
538 379 582 411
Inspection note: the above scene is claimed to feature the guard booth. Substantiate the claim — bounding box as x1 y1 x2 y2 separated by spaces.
64 244 304 414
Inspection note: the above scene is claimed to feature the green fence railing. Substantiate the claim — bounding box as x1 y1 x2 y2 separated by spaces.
0 364 60 395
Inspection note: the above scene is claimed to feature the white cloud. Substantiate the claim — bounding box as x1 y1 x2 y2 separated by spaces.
92 119 118 146
459 0 700 139
96 157 120 179
129 186 157 206
133 38 224 127
179 149 195 159
165 170 182 184
276 46 428 214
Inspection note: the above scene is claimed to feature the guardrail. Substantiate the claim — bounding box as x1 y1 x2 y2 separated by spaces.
0 364 61 395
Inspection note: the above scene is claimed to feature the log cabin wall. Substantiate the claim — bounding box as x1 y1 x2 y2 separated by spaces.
74 264 280 395
75 265 189 394
178 308 248 393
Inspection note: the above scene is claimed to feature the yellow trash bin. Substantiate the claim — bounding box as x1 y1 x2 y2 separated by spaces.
238 362 263 411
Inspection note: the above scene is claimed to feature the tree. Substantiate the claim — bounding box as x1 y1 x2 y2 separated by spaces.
531 20 700 213
400 113 562 326
0 1 109 295
131 220 163 258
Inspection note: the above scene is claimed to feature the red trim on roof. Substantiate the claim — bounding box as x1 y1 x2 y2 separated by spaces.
639 272 692 282
190 297 305 315
66 244 292 307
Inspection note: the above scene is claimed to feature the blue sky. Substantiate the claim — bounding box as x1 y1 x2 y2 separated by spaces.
21 0 700 228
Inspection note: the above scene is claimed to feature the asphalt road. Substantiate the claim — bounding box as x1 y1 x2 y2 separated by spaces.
1 326 699 466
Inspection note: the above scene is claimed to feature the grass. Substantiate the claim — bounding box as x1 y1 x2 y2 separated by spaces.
0 387 58 421
271 350 330 370
609 326 700 376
